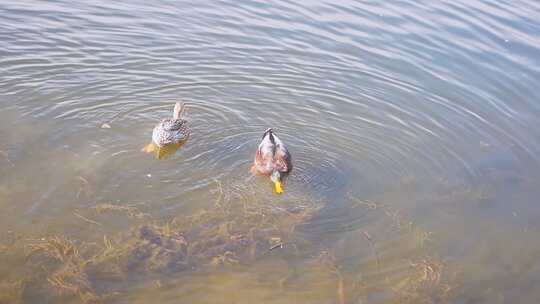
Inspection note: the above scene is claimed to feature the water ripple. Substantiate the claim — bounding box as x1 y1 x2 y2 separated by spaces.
0 3 539 298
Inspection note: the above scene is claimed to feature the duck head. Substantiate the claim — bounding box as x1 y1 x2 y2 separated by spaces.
270 170 283 194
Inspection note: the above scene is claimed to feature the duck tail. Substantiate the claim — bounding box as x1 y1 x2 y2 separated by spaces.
262 128 274 141
263 128 277 155
173 102 186 119
269 132 276 145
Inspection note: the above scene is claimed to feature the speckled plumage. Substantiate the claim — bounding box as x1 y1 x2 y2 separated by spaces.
142 102 190 159
152 117 189 147
149 102 190 147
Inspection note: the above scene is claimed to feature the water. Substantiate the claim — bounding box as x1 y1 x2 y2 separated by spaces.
1 0 540 303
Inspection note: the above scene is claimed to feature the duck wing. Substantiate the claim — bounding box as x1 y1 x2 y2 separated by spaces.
253 146 274 175
162 118 186 131
275 146 292 173
153 118 189 146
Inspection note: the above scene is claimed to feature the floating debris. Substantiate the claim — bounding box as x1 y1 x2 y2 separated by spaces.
76 176 92 199
73 211 102 226
269 242 284 251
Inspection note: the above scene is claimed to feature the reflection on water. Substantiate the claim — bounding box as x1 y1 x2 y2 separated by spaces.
1 0 540 303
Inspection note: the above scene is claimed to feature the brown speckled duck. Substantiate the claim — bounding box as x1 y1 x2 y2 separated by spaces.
251 128 292 194
142 102 190 159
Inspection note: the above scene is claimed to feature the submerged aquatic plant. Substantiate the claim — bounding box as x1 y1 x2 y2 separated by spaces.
0 183 459 303
0 280 24 304
391 256 454 304
25 237 102 304
0 179 322 303
93 203 150 219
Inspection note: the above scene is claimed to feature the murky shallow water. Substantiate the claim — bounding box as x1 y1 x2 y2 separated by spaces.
1 0 540 303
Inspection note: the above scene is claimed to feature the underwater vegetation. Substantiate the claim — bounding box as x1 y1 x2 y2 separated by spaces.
0 181 456 304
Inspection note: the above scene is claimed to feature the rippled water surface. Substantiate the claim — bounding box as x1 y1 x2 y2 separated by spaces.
1 0 540 303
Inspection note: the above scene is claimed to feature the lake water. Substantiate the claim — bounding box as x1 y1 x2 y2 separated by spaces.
1 0 540 303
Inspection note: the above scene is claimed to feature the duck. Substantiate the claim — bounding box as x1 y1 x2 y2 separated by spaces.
142 102 190 159
251 128 292 194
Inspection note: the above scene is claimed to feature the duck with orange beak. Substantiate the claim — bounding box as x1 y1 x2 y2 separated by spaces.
142 102 190 159
251 128 292 194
